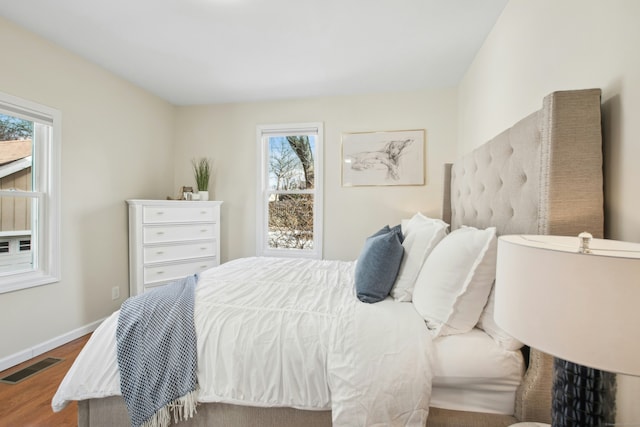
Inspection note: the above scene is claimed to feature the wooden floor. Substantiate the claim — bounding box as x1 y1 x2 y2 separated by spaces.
0 334 91 427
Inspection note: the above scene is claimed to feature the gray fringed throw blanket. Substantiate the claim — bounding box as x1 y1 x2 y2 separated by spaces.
116 275 199 427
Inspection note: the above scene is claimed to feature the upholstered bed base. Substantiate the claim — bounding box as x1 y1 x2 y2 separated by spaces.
78 398 519 427
78 88 603 426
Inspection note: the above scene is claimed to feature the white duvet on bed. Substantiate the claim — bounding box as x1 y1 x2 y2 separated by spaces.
52 257 434 426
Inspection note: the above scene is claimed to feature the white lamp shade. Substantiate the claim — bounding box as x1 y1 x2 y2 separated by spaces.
495 235 640 376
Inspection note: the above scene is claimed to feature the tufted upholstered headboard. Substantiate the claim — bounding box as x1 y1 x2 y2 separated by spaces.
443 88 603 239
440 88 604 424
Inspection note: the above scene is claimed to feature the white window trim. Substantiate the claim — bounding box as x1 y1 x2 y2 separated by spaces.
0 91 61 293
256 122 323 259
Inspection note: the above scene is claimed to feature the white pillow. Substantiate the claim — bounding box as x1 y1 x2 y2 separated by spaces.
391 213 448 302
477 285 524 351
412 226 497 337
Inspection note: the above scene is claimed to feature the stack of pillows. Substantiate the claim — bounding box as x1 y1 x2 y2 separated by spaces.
354 212 522 350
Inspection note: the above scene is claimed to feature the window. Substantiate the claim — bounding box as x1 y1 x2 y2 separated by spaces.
0 91 61 293
256 123 323 259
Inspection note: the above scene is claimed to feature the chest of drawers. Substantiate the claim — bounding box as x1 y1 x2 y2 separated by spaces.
127 199 223 296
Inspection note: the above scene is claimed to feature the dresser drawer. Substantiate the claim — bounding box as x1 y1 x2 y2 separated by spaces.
143 205 215 224
144 241 216 264
143 224 215 244
144 258 217 285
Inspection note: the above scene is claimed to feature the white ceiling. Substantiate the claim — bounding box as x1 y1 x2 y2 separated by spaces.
0 0 508 106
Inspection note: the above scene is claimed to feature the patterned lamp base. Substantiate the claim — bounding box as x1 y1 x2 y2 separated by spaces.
552 358 617 427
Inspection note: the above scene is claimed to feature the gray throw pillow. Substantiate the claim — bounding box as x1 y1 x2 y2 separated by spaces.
355 226 405 303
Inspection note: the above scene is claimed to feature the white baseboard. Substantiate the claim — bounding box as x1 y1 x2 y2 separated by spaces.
0 318 106 372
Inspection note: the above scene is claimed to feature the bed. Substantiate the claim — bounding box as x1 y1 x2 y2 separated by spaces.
52 88 604 427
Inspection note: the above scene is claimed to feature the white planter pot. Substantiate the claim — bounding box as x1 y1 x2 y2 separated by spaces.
198 190 209 201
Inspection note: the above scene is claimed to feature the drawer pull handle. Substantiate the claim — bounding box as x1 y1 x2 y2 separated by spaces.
201 229 207 233
157 231 165 235
201 211 207 214
156 211 165 215
200 247 207 250
156 251 164 255
156 271 164 275
201 265 208 268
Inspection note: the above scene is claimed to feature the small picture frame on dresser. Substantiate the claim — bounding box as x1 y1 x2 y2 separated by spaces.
182 186 194 200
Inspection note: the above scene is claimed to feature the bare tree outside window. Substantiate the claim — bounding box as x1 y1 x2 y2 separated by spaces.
286 136 314 189
0 114 33 141
267 135 315 250
269 138 303 191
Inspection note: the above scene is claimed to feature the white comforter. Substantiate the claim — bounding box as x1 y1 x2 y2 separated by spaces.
52 257 434 426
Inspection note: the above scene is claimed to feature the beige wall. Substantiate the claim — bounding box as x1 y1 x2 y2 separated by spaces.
0 17 176 360
174 90 458 262
457 0 640 422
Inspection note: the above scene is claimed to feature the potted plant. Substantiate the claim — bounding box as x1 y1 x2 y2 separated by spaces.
192 157 212 201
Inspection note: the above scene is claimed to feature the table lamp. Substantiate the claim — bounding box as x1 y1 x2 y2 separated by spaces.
495 234 640 426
